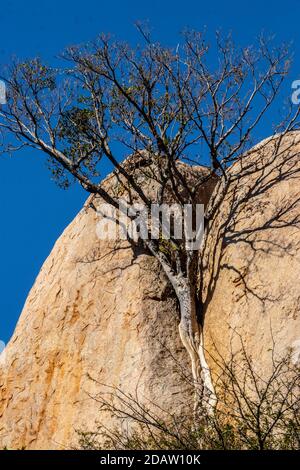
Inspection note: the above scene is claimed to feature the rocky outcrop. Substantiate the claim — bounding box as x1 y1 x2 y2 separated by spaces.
0 161 215 450
0 134 300 449
203 132 300 377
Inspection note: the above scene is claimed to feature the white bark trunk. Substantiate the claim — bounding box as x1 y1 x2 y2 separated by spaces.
145 241 216 413
177 286 216 414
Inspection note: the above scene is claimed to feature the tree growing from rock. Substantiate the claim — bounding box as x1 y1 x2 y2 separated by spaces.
0 28 299 412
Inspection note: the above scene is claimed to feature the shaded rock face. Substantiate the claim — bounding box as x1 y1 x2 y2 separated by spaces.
203 133 300 377
0 161 216 450
1 135 300 449
0 204 186 449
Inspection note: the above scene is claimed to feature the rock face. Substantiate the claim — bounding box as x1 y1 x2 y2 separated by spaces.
0 202 185 450
1 135 300 449
0 161 215 450
203 132 300 377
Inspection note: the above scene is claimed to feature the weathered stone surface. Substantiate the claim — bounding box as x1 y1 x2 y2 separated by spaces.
1 134 300 449
0 206 185 449
203 132 300 377
0 161 215 450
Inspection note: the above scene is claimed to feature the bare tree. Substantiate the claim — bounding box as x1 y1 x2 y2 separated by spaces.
0 29 299 412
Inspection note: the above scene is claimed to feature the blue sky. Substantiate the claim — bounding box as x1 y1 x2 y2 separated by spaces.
0 0 300 343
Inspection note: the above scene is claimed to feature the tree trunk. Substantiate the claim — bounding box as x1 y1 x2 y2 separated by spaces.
177 283 216 414
145 241 216 414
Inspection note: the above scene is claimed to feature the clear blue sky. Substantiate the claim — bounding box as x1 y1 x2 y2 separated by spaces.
0 0 300 343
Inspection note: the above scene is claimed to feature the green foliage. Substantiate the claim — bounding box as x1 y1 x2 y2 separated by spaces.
58 107 94 140
57 106 101 177
47 157 73 189
16 58 56 92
